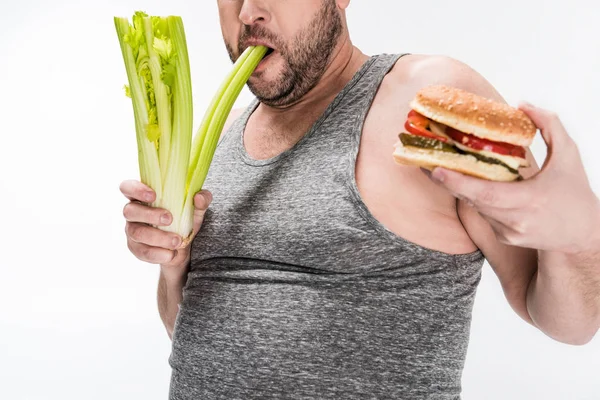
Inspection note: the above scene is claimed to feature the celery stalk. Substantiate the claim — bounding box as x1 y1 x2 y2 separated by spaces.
159 16 193 235
114 16 163 206
178 46 267 239
186 47 253 189
190 46 267 193
142 17 173 184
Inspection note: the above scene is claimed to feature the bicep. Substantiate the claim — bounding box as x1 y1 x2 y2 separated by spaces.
458 199 538 325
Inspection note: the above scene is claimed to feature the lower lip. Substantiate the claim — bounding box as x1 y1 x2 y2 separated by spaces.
253 51 276 73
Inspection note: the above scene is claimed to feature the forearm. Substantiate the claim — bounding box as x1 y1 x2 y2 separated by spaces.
157 268 187 339
527 248 600 345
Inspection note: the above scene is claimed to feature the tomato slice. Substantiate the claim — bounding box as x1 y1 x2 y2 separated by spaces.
407 110 430 128
445 127 526 158
405 110 449 142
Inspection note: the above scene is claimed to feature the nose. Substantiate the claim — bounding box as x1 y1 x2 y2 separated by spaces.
239 0 271 26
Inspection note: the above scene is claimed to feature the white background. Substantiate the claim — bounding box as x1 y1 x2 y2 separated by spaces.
1 0 599 399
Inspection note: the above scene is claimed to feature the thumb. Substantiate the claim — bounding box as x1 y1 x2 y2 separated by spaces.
192 190 213 237
430 167 523 208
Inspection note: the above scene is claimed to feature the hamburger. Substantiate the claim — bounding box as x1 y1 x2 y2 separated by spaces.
393 85 537 181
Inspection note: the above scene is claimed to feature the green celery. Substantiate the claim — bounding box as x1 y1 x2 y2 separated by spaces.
161 16 193 236
114 15 162 205
179 46 267 238
116 11 266 241
186 47 253 189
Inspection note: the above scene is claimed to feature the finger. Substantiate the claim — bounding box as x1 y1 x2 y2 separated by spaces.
123 201 173 226
126 222 183 250
518 102 570 150
472 203 527 234
430 168 532 208
119 180 156 203
127 238 176 264
484 217 523 247
191 190 213 237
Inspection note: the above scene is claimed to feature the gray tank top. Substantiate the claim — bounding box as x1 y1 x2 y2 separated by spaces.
169 54 485 400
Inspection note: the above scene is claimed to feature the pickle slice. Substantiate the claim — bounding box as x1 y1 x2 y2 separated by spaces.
398 133 519 175
399 133 457 153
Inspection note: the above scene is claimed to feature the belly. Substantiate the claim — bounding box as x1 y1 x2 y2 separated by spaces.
169 261 476 400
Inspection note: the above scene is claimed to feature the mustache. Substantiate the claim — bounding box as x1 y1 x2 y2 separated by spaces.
238 24 284 55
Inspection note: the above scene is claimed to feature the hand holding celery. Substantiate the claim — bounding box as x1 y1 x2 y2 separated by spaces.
115 11 266 245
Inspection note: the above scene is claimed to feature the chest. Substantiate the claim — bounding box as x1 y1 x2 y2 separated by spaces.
199 60 478 260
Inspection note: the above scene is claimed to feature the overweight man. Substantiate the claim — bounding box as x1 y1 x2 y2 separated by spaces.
120 1 600 398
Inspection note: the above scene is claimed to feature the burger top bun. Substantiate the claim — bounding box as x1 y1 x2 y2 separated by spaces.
410 85 537 147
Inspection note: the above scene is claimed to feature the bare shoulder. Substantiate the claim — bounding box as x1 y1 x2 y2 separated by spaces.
223 108 246 132
385 53 505 102
355 53 524 255
217 107 246 144
354 54 500 255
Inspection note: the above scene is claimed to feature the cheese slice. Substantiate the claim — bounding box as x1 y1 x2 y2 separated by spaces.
428 120 451 140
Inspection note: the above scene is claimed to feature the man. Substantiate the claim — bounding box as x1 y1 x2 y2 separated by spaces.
120 1 600 398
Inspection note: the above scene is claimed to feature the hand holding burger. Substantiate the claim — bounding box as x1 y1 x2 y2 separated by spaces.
394 87 600 254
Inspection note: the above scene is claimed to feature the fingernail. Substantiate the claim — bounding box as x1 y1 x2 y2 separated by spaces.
163 251 176 264
160 214 171 225
519 101 534 110
431 168 445 183
196 192 212 208
172 237 181 248
458 196 475 207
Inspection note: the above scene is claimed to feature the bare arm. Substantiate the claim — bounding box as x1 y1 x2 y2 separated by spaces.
121 180 213 338
158 266 187 338
156 190 212 338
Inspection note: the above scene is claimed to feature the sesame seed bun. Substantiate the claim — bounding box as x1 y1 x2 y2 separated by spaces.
393 141 520 182
410 85 536 147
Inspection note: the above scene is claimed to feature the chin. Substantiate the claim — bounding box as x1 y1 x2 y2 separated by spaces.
248 62 292 102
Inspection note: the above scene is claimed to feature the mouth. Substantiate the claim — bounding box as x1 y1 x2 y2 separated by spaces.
240 39 278 74
241 39 276 58
264 47 275 57
262 47 275 62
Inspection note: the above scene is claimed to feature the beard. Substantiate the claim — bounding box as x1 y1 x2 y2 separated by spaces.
225 0 343 107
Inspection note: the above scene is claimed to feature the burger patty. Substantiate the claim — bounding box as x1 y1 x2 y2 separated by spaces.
399 133 519 175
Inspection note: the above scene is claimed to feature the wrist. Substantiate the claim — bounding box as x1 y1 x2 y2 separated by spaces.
562 197 600 256
160 262 189 286
590 200 600 250
558 203 600 270
576 199 600 256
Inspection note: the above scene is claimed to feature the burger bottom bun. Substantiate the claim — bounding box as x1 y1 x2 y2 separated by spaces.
393 142 520 182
